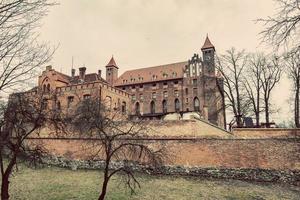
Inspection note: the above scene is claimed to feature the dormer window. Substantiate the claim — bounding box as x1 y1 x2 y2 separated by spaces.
152 75 157 80
163 73 168 78
172 72 177 77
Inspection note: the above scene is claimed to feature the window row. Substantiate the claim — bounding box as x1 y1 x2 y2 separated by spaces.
134 97 200 115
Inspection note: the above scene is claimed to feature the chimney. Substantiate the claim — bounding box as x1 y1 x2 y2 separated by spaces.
71 68 75 78
79 67 86 81
46 65 52 71
98 70 102 79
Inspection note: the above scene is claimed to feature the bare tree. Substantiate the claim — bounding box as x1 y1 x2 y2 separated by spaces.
285 48 300 127
71 98 165 200
216 48 249 128
0 1 56 199
243 53 265 127
0 90 64 200
259 0 300 49
0 0 55 94
260 56 282 127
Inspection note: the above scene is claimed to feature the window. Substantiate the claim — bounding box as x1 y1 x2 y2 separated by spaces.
67 96 74 108
139 85 143 89
42 99 48 110
193 79 198 85
185 88 188 95
132 85 136 89
83 94 91 100
135 102 140 115
175 99 180 112
163 82 168 86
162 100 167 113
132 94 136 101
150 101 155 114
174 81 178 85
122 87 126 90
139 94 144 100
152 83 156 87
122 102 126 114
105 96 112 109
152 75 157 80
185 98 189 103
163 73 168 78
152 92 156 99
163 91 168 98
47 84 50 92
194 97 200 111
56 101 61 110
174 90 179 97
172 72 177 77
193 88 198 94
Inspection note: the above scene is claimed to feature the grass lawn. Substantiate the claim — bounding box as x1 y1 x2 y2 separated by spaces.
6 165 300 200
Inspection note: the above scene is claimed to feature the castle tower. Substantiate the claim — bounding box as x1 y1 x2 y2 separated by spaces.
105 56 118 85
201 35 215 76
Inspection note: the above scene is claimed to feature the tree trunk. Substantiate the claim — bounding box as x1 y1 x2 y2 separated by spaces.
265 98 270 128
98 177 109 200
295 79 300 128
1 154 16 200
256 85 260 127
1 174 10 200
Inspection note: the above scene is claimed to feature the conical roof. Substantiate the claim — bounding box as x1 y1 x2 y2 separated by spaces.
201 35 215 50
106 56 118 68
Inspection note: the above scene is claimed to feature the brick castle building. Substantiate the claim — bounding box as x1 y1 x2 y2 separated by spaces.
36 36 225 128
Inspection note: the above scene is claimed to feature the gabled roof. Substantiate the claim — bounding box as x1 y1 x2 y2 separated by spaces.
106 56 118 69
201 35 215 50
114 61 188 86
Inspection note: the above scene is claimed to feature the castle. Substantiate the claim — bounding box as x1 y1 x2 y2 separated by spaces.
37 36 225 128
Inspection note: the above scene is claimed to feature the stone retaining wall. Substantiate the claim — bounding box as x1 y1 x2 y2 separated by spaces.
42 156 300 186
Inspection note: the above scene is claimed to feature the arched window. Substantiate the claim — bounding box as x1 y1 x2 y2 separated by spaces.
194 97 200 111
150 101 155 114
175 98 180 112
105 96 112 110
43 84 46 92
135 102 140 115
121 101 126 114
162 100 167 113
47 84 50 92
57 101 61 110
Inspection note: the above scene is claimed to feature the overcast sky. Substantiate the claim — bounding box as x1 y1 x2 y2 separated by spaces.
39 0 291 123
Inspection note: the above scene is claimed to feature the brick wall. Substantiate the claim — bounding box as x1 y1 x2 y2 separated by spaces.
27 137 300 170
233 128 300 138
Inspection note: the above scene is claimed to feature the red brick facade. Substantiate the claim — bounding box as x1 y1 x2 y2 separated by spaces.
33 36 224 128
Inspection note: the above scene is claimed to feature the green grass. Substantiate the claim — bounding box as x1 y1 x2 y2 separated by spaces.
5 164 300 200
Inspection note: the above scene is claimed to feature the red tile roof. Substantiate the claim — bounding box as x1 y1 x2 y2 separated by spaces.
114 61 188 86
201 35 215 50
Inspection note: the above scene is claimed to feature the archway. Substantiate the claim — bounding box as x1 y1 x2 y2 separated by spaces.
162 100 167 113
135 102 140 115
150 101 155 114
175 98 180 112
194 97 200 112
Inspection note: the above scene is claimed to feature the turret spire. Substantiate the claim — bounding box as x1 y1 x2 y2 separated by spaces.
201 35 215 51
106 56 118 69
